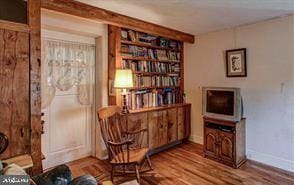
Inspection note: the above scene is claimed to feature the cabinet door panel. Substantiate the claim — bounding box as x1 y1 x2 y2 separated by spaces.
219 131 234 161
148 111 167 149
148 111 159 149
177 107 185 140
127 113 148 148
159 111 168 146
167 108 177 143
204 128 218 157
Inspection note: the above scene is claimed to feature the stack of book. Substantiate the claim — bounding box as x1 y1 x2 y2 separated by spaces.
121 59 131 69
159 37 169 48
147 49 157 59
122 60 181 73
127 89 179 109
167 51 180 61
169 40 179 49
121 45 148 57
138 32 157 45
157 50 168 60
125 60 173 73
133 75 179 88
128 30 138 42
172 63 180 72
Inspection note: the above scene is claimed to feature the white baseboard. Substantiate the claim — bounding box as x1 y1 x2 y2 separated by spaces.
247 149 294 172
189 134 203 144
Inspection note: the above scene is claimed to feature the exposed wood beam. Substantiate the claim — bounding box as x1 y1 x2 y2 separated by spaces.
41 0 195 43
0 20 29 33
28 0 43 175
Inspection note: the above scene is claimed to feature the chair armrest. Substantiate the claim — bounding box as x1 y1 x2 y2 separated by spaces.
107 139 134 146
124 128 147 135
71 174 97 185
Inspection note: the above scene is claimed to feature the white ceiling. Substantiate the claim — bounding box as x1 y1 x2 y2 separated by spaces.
77 0 294 35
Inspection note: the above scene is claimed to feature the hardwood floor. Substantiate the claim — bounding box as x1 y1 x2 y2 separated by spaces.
67 142 294 185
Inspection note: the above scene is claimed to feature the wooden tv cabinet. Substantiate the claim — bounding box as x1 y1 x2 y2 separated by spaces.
203 117 246 168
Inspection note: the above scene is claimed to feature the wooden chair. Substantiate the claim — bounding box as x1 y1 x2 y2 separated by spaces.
97 106 152 184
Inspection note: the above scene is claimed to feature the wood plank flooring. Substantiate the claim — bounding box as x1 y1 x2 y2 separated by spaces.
67 142 294 185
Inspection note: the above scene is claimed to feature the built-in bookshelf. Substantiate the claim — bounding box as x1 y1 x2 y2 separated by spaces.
108 25 185 111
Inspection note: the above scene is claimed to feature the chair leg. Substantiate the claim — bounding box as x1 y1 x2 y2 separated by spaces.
146 154 153 170
111 165 115 182
135 164 140 184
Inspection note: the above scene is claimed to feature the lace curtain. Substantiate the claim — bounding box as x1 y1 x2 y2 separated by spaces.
41 39 95 109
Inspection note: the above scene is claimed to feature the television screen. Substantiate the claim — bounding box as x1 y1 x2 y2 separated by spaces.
206 90 234 116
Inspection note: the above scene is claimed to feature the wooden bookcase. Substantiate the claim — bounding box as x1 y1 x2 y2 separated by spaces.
108 25 191 153
108 25 185 110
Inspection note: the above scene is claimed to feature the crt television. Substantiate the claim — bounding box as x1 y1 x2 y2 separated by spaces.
202 87 243 122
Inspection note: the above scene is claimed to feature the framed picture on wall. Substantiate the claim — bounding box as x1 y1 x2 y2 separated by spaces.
226 48 247 77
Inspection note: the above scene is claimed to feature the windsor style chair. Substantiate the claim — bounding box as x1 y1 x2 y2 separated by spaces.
97 106 152 184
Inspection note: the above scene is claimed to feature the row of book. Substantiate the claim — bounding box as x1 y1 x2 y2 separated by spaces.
121 29 181 50
127 89 179 109
158 37 181 49
133 75 180 88
148 49 180 61
121 45 180 61
121 60 181 73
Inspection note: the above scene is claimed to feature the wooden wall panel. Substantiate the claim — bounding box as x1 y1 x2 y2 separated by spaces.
0 29 30 159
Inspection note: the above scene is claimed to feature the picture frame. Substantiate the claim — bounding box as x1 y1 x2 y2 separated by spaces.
226 48 247 77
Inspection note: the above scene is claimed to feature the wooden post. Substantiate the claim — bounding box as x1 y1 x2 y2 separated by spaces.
28 0 42 174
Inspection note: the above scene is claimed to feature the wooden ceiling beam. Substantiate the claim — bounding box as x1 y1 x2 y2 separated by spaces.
41 0 195 43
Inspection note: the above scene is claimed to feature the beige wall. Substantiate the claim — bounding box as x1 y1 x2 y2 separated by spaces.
184 15 294 172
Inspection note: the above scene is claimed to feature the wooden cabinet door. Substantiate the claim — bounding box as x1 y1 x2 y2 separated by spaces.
204 128 218 157
177 107 185 140
159 111 168 146
167 108 177 143
127 112 148 148
219 131 234 162
148 111 167 149
0 29 30 159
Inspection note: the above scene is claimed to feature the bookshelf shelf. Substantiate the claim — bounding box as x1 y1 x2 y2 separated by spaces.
121 56 180 63
121 40 180 52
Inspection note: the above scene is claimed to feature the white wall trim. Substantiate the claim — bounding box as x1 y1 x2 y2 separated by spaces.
247 149 294 172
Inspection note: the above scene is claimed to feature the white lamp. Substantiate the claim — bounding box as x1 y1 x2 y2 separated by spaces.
114 69 133 113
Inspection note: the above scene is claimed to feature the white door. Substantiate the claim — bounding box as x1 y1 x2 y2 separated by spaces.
41 40 95 169
42 88 94 169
